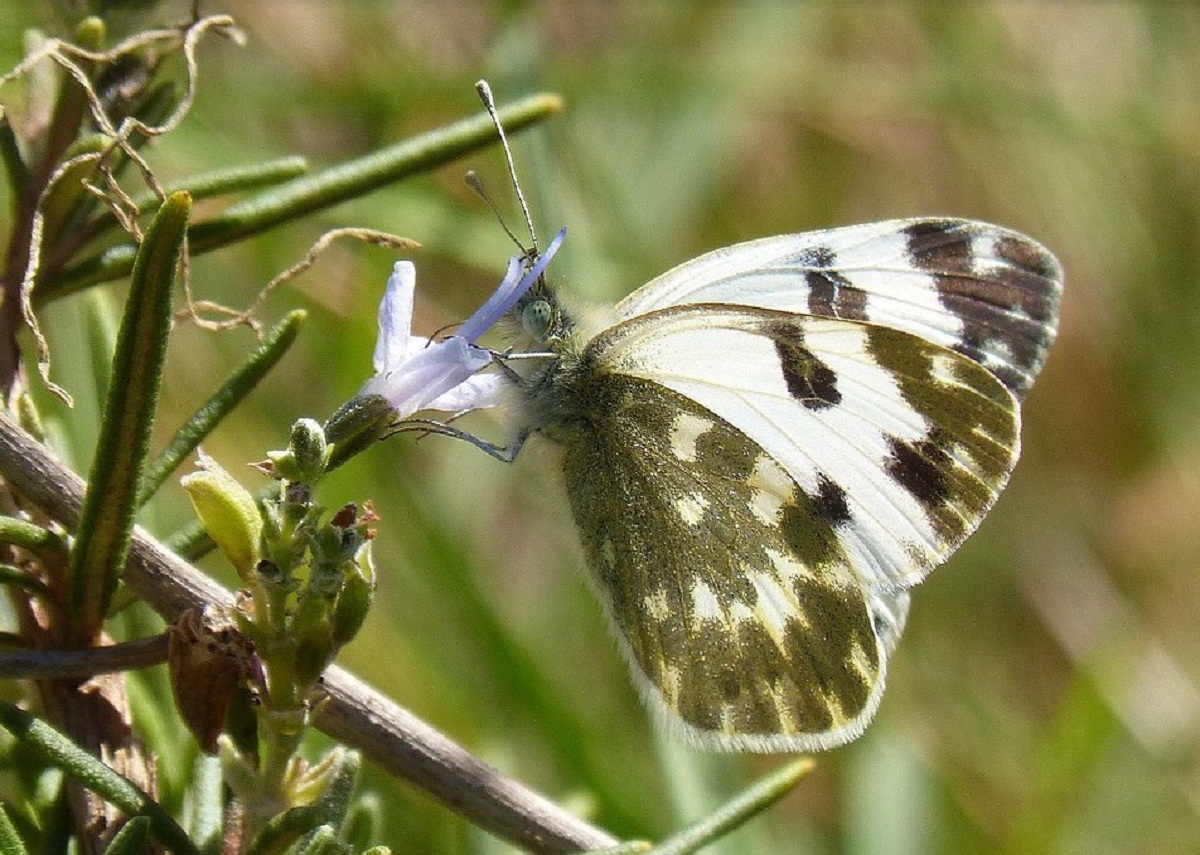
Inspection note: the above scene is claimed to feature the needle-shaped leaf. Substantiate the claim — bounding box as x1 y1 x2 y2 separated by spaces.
62 156 309 264
37 18 104 194
0 701 199 855
0 515 70 566
102 816 151 855
645 758 814 855
68 191 190 643
130 156 311 214
140 309 307 505
39 135 107 249
71 156 313 251
183 754 224 849
0 563 54 600
46 92 563 301
0 805 29 855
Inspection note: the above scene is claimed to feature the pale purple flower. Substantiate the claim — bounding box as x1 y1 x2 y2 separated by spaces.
359 228 565 419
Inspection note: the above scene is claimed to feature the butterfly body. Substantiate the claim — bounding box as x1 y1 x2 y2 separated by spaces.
504 218 1061 752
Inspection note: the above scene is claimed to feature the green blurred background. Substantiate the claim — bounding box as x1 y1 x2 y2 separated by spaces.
3 2 1199 853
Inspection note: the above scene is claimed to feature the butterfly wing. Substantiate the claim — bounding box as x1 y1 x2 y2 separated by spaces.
558 366 908 751
552 304 1019 749
584 304 1021 593
613 218 1062 400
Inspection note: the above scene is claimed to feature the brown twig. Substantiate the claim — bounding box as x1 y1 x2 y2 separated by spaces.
0 634 168 679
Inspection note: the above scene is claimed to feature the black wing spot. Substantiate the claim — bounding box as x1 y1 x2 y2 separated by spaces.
795 246 869 321
885 434 951 509
768 322 841 411
814 474 852 527
902 220 966 272
901 220 1061 401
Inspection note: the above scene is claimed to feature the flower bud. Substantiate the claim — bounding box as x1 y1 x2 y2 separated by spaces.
323 394 396 472
268 418 330 482
292 613 335 690
331 540 375 648
181 452 262 580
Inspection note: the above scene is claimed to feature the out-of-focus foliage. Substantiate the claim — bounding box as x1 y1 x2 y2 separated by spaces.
2 2 1197 853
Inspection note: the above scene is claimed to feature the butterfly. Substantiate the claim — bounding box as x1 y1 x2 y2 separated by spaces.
365 83 1063 752
489 217 1063 752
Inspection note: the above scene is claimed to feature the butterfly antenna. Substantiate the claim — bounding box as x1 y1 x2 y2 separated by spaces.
476 79 540 253
464 170 527 254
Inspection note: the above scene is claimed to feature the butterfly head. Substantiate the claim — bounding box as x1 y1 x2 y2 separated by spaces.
518 288 554 340
512 272 575 351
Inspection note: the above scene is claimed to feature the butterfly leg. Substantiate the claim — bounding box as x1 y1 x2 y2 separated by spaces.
486 348 556 388
390 418 527 464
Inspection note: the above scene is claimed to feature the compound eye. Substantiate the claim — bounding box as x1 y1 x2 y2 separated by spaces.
520 299 553 339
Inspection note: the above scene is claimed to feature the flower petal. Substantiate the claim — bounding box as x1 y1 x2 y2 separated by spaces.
425 373 506 412
361 335 492 419
362 228 567 422
373 261 418 373
457 227 567 343
455 254 523 345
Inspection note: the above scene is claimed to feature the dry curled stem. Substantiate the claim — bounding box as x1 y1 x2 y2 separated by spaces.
1 13 241 404
179 227 419 335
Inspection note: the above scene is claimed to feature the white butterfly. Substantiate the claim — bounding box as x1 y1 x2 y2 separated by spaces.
510 219 1060 750
363 81 1062 752
369 216 1061 752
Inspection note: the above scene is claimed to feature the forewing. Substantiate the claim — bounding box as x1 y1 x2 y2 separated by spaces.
560 372 902 751
614 218 1062 399
587 304 1020 592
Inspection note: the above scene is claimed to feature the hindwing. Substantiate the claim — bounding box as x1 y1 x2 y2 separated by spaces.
545 303 1019 748
559 371 903 751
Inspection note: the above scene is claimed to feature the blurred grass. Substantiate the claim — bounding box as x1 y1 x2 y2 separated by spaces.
3 1 1200 853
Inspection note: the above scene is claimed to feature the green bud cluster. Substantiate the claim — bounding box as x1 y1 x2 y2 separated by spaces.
180 419 377 795
180 419 382 842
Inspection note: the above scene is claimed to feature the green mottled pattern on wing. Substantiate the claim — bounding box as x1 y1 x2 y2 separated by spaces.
863 324 1020 550
557 372 882 743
